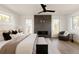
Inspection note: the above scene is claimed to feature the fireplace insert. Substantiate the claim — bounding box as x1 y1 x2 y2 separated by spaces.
37 31 48 35
37 31 48 37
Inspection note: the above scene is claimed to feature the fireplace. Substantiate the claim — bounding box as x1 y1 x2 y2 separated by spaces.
37 31 48 37
34 15 51 38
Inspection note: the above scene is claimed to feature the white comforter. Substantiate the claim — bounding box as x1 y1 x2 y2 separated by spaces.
16 34 37 54
0 34 37 54
0 41 10 49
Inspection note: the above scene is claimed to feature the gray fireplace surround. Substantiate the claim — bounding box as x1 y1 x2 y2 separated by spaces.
34 15 51 38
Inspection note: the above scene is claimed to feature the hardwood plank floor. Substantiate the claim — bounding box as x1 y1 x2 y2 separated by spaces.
45 38 79 54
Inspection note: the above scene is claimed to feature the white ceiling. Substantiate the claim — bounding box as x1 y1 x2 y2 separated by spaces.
2 4 79 15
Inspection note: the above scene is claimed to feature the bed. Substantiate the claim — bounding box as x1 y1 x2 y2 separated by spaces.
0 32 37 54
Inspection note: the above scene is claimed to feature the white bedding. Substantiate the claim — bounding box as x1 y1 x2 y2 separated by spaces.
0 33 37 54
0 32 26 49
0 38 12 49
0 41 9 49
16 34 37 54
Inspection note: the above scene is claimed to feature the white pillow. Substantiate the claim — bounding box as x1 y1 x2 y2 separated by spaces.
16 33 25 36
10 34 17 39
10 33 26 39
64 31 69 36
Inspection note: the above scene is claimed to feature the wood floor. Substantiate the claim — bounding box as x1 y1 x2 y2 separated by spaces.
45 38 79 54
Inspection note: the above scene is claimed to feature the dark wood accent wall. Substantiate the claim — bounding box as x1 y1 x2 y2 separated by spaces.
34 15 51 38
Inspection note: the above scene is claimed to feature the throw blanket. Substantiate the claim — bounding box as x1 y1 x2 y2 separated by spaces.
0 35 29 54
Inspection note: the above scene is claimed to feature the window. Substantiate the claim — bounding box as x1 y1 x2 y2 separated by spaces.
52 16 60 37
0 14 10 22
0 13 15 30
72 16 79 31
26 19 33 34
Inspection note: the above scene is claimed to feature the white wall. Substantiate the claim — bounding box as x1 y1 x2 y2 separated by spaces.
16 15 34 34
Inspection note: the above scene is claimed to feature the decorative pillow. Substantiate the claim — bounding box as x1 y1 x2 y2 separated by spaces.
59 31 65 34
10 32 25 39
12 30 17 34
16 32 25 37
3 32 12 41
64 31 69 36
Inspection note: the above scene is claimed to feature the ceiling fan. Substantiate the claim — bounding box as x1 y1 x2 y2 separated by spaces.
38 4 55 14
